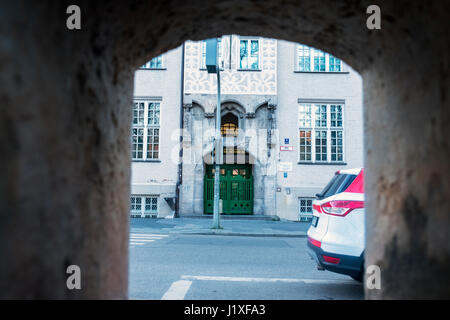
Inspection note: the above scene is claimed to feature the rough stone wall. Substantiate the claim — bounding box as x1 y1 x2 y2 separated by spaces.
0 1 134 299
0 0 449 299
363 2 450 298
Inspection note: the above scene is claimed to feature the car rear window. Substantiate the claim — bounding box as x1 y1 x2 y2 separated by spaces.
315 174 357 199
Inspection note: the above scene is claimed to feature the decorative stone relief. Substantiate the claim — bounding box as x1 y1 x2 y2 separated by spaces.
184 36 277 95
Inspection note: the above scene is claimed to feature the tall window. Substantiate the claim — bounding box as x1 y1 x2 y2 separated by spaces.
141 55 163 69
298 103 344 163
298 104 312 161
297 44 342 72
330 105 344 161
297 45 311 71
313 50 326 72
239 39 259 70
329 56 342 72
131 196 158 217
201 39 223 69
132 101 160 160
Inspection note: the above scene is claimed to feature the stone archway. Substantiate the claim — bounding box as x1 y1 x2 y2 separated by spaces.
0 0 449 299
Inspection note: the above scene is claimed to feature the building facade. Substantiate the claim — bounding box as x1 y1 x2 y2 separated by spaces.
131 36 363 221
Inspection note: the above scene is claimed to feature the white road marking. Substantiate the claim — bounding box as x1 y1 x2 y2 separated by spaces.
129 233 169 247
180 275 359 285
130 233 168 238
130 234 167 239
130 236 164 240
161 280 192 300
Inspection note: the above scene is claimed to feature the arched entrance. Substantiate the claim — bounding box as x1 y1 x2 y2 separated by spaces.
1 1 449 299
204 111 255 215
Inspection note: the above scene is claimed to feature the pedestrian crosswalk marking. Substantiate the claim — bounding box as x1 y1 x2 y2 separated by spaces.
131 235 167 238
129 233 168 248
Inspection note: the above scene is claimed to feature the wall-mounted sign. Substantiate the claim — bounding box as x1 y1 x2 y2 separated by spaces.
278 162 293 172
283 172 288 178
280 146 294 151
284 138 290 145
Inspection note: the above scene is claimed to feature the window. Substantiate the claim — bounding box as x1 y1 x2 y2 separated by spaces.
296 44 343 72
329 55 342 72
201 39 223 69
316 173 357 200
221 113 239 136
221 123 238 136
298 103 344 163
299 198 314 221
313 50 326 72
141 55 163 69
299 130 312 161
297 45 311 71
132 101 160 160
239 39 259 70
330 104 343 162
315 130 327 161
130 196 158 217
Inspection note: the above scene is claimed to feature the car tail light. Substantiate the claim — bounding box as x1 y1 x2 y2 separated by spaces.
307 236 321 248
321 200 364 217
312 204 322 213
323 255 341 264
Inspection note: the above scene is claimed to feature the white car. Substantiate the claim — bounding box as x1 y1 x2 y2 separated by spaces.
306 168 365 281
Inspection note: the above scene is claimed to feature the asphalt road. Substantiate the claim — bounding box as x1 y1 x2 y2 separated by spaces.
129 224 364 300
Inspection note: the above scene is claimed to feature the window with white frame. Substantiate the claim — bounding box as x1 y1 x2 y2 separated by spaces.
201 39 223 69
297 45 311 71
329 55 342 72
313 50 326 72
130 196 158 217
141 55 163 69
239 38 260 70
298 103 344 163
132 101 160 160
297 44 342 72
298 197 314 221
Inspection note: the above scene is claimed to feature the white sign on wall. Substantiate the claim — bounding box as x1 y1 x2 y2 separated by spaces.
278 162 293 172
280 146 294 151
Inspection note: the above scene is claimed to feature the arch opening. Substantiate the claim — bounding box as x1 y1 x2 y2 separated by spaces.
1 1 449 300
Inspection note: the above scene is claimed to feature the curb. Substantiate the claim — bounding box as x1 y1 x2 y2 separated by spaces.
174 231 308 238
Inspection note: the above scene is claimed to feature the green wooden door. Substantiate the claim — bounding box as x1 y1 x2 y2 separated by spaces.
204 164 253 215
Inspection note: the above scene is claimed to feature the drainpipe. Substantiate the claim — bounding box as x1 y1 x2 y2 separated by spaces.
175 43 185 218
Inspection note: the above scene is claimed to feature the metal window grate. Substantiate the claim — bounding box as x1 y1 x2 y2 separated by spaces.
298 198 314 221
130 196 158 218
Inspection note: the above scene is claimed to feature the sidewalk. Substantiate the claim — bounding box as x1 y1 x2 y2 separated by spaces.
130 216 309 237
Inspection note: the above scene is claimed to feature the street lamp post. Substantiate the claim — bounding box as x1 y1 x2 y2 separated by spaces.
205 38 222 229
